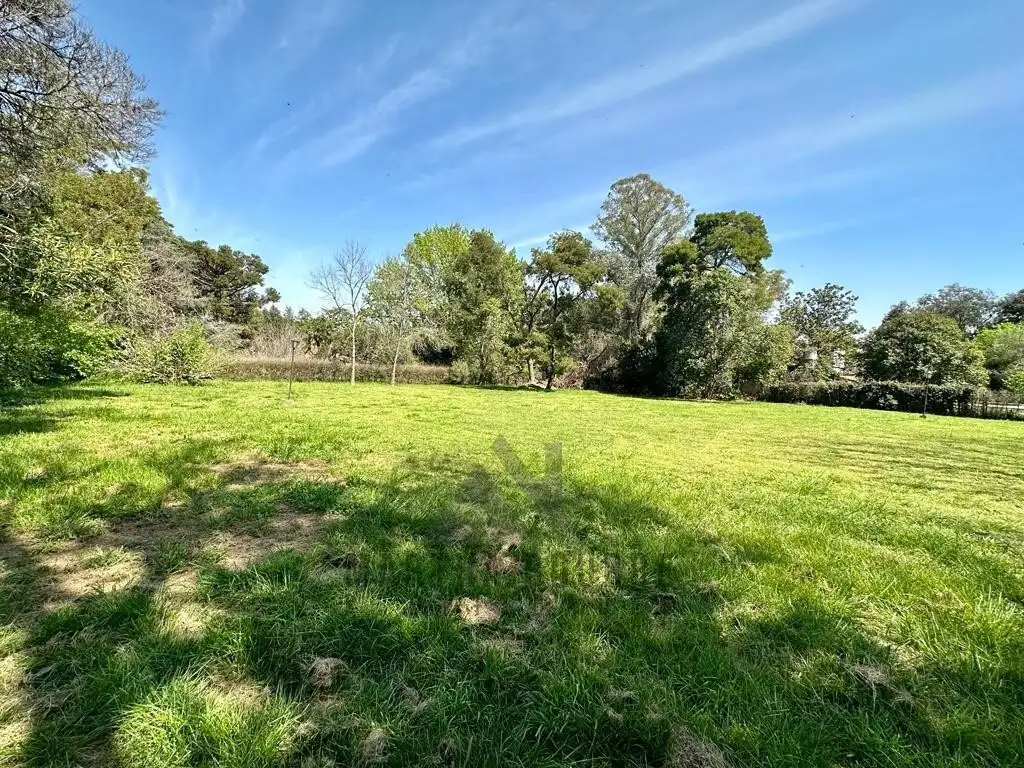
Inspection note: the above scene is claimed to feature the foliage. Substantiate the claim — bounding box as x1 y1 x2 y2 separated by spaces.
916 283 996 336
220 357 451 385
0 305 115 388
366 252 436 384
639 211 787 397
760 380 975 416
521 230 623 389
123 322 220 385
780 283 863 379
181 239 278 326
688 210 772 274
861 305 986 385
973 323 1024 390
1006 366 1024 397
0 0 160 181
444 230 523 384
996 289 1024 325
762 380 1022 420
591 173 691 341
309 242 372 384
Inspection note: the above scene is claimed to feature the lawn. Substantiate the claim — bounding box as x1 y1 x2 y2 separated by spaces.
0 381 1022 767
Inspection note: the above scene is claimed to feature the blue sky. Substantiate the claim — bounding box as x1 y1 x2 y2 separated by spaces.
79 0 1024 325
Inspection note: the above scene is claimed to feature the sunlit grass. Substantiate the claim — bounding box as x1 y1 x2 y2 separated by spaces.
0 380 1022 766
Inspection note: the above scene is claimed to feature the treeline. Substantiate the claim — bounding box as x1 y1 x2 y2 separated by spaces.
3 2 1023 402
286 175 1024 400
0 1 279 388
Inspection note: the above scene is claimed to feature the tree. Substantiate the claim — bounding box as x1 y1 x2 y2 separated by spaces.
647 211 788 397
1 0 161 271
916 284 996 337
310 241 372 384
973 323 1024 390
183 240 278 327
366 252 433 385
591 173 691 341
780 283 864 379
522 231 622 389
688 211 772 274
0 0 160 171
996 289 1024 325
861 305 986 385
445 230 522 384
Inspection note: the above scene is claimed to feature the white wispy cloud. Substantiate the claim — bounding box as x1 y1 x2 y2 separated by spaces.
277 0 352 51
429 0 862 151
273 3 523 172
196 0 246 58
250 34 401 157
771 218 865 243
678 63 1024 176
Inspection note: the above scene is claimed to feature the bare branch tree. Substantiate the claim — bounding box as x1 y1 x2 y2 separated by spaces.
310 241 372 384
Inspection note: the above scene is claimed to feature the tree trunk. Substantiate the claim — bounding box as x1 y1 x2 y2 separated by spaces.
391 336 401 386
350 319 357 385
546 344 555 390
528 358 536 384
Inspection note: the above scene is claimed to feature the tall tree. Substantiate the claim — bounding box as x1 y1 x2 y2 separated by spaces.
366 252 433 385
996 289 1024 325
591 174 691 341
310 241 372 384
861 305 986 385
445 230 522 384
916 284 996 337
183 241 279 327
1 0 161 270
973 323 1024 390
648 211 789 397
780 283 864 379
523 231 622 390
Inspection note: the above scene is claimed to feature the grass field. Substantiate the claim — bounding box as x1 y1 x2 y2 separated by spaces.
0 381 1022 767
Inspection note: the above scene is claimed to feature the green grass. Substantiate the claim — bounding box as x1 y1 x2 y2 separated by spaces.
0 380 1022 767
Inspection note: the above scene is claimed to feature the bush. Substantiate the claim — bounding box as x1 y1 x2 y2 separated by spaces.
759 381 1024 420
220 357 451 385
123 322 221 384
0 307 115 389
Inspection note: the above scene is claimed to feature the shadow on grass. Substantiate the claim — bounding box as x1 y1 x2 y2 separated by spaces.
0 442 1021 766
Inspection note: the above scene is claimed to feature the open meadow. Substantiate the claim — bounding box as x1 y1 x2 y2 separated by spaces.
0 381 1022 767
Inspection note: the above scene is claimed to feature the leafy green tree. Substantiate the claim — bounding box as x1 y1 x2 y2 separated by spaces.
591 174 691 341
522 231 623 389
183 240 279 327
404 224 470 341
445 230 522 384
366 253 435 384
649 212 789 397
916 284 996 337
780 283 863 379
1 0 161 273
974 323 1024 390
861 305 986 385
996 289 1024 325
688 211 772 274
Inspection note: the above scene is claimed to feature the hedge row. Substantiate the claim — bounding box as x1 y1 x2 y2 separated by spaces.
221 358 451 385
759 381 1024 420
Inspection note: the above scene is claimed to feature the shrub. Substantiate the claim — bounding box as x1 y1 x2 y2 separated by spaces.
220 357 451 385
759 381 1023 420
0 306 115 389
1007 367 1024 398
124 322 221 385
